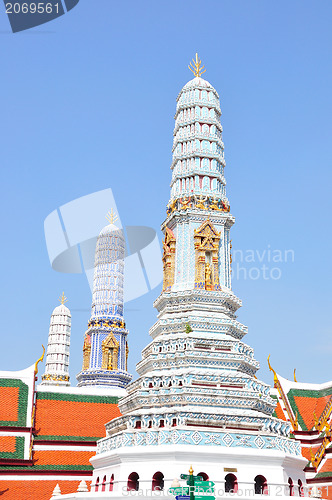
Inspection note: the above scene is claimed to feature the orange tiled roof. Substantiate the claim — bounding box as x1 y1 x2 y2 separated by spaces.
0 480 91 500
301 445 319 462
293 396 331 431
32 449 95 468
317 458 332 475
0 387 19 422
0 436 17 453
274 401 286 421
35 392 121 440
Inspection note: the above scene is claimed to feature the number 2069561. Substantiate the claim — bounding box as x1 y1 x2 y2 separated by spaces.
6 3 60 14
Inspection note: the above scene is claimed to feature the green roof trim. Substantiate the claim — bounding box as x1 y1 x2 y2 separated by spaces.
315 471 332 479
0 379 29 427
36 391 119 405
34 435 102 442
0 464 93 471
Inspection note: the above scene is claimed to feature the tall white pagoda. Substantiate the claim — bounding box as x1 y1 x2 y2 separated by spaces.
41 293 71 386
76 210 132 389
59 56 308 499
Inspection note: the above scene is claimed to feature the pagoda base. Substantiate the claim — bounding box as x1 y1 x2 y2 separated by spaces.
56 443 309 499
76 369 132 388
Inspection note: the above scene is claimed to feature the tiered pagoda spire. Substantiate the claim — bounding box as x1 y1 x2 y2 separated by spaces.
82 57 306 496
41 293 71 386
76 212 132 388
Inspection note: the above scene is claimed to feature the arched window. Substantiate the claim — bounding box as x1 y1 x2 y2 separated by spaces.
288 478 294 496
225 473 238 493
198 472 209 481
298 480 304 497
102 475 106 492
254 475 268 495
152 471 164 491
127 472 139 491
95 477 99 492
109 474 114 492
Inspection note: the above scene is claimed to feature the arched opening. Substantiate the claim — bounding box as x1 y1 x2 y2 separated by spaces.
95 477 99 492
152 471 164 491
109 474 114 492
298 480 304 497
198 472 209 481
225 473 238 493
254 475 268 495
102 475 106 492
127 472 139 491
288 478 294 496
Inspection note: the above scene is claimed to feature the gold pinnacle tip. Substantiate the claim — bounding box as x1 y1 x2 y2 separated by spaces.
188 53 206 78
59 292 68 305
106 208 119 225
189 465 194 475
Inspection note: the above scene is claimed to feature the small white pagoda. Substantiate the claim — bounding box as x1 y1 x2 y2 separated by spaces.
41 293 71 387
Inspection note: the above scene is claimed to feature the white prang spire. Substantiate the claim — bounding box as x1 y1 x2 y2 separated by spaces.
41 293 71 387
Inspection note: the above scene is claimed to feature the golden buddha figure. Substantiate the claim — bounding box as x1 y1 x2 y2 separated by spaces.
205 262 212 290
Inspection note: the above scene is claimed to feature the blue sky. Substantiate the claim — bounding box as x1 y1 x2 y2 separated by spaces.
0 0 331 385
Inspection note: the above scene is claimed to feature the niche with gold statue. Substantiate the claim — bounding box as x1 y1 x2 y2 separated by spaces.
194 219 221 291
82 333 91 370
101 332 119 370
162 227 176 291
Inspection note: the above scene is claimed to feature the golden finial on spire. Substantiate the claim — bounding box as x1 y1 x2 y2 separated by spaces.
106 208 119 225
267 354 278 385
188 53 206 78
189 465 194 475
34 345 45 375
59 292 68 305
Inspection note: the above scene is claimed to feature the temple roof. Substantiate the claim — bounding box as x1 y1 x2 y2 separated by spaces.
275 373 332 432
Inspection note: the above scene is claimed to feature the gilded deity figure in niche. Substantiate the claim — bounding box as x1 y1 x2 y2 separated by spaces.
194 219 221 291
205 262 212 290
101 333 119 371
162 227 176 291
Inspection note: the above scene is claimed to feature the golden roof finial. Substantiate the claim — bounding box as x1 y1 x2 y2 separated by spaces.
189 465 194 475
267 354 278 385
294 368 298 383
59 292 68 305
34 345 45 375
106 208 119 225
188 53 206 78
